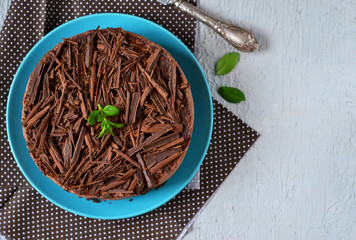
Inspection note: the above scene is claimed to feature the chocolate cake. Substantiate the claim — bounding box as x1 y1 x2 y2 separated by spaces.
22 27 194 201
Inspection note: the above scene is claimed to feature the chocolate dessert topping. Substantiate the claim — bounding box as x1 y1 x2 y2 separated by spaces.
22 27 194 200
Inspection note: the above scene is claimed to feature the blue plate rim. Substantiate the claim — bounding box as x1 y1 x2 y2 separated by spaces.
6 13 213 219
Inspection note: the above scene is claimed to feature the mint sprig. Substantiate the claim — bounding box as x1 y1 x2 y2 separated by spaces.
88 104 124 138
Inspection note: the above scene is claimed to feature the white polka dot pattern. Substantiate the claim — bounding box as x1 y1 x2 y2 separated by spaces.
0 1 260 239
1 100 259 240
0 187 18 208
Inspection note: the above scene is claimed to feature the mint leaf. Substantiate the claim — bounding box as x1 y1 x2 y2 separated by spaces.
87 110 100 125
218 86 246 103
104 127 112 135
97 113 107 122
102 119 109 129
89 104 124 138
98 103 103 113
109 127 114 136
103 105 119 116
107 120 124 128
98 124 106 138
216 52 239 75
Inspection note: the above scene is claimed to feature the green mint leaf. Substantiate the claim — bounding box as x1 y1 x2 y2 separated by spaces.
98 125 106 138
216 52 239 75
109 128 114 136
107 120 124 129
218 86 246 103
104 127 112 135
98 103 103 113
103 105 120 116
98 120 111 138
90 104 123 138
103 119 112 131
97 113 107 122
101 119 108 129
87 110 100 125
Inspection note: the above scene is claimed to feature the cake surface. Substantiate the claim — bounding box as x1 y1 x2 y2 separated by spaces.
22 27 194 201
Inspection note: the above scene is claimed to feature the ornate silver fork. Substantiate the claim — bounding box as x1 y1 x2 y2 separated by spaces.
156 0 259 52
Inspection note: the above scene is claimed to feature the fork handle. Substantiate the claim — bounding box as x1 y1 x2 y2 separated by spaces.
171 0 259 52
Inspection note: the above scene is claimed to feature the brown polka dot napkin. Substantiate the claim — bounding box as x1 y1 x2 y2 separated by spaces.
0 1 259 239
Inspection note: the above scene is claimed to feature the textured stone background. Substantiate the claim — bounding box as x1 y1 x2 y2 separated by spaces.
1 0 356 239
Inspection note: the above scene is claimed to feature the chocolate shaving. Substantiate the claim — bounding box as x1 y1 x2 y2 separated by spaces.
22 98 44 125
63 38 78 46
127 176 138 192
139 86 151 109
112 135 123 148
143 132 180 152
136 153 155 188
25 105 51 128
63 68 82 91
145 48 161 72
37 122 49 154
114 58 121 87
42 95 55 108
55 73 68 116
135 169 145 193
28 61 44 105
34 109 52 151
124 91 131 124
144 147 182 167
42 75 50 99
150 152 183 174
64 127 86 182
47 138 65 174
113 149 141 169
90 52 97 103
127 125 173 156
169 64 177 111
141 123 171 133
62 138 72 170
138 64 168 99
149 91 166 115
84 133 93 152
128 92 140 124
40 153 57 176
157 137 184 151
78 91 88 120
97 30 110 49
100 169 136 192
85 35 93 69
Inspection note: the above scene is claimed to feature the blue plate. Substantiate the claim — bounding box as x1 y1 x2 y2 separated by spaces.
6 13 213 219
